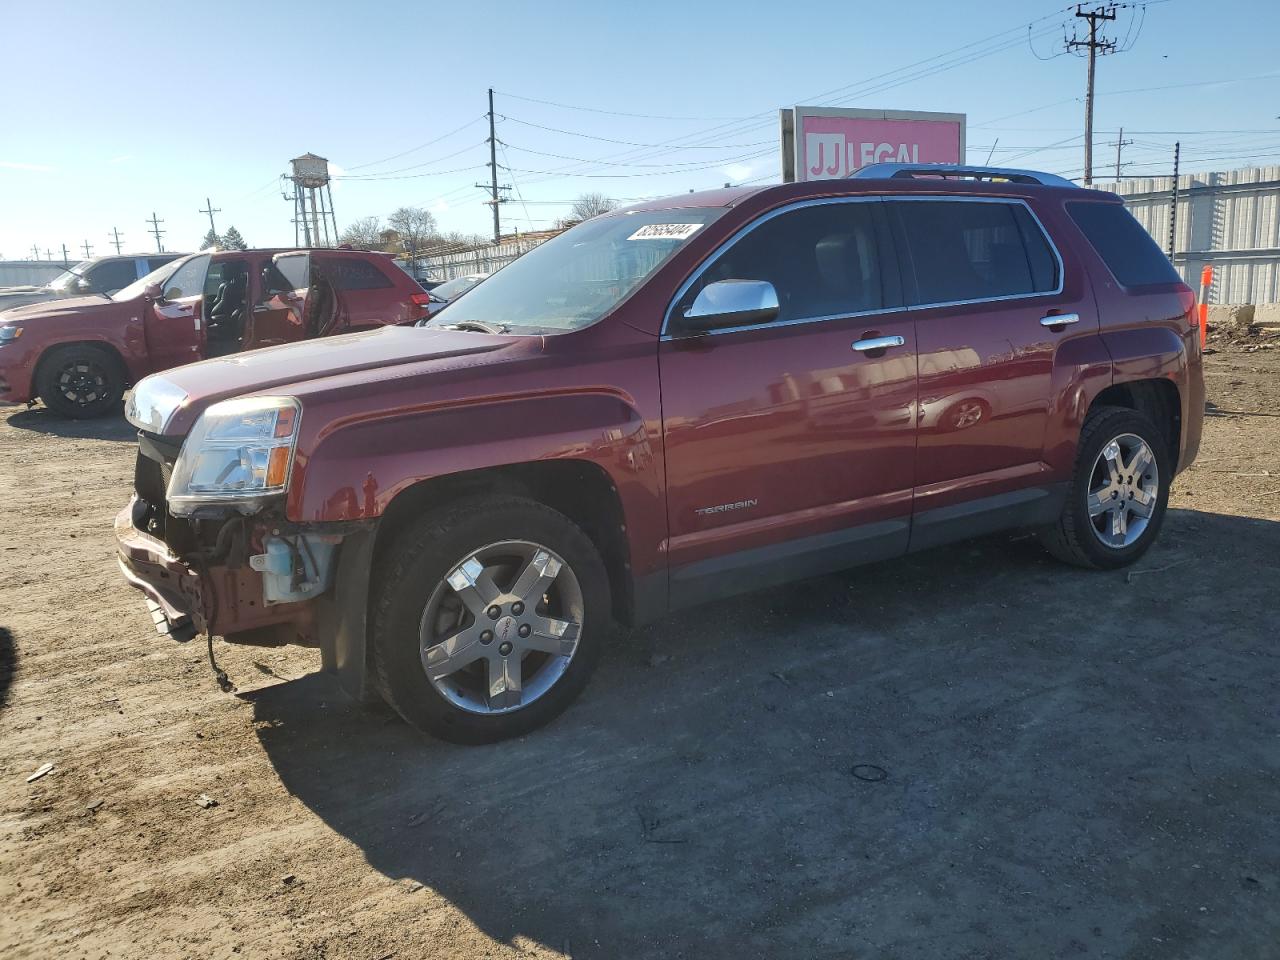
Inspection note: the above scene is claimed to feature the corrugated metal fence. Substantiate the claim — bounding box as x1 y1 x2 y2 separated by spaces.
0 261 66 287
420 235 553 281
1097 165 1280 304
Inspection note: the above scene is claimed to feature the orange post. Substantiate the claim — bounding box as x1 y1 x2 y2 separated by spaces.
1198 265 1213 349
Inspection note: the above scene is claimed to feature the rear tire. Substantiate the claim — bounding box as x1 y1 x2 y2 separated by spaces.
1038 405 1171 569
371 496 612 744
36 344 125 419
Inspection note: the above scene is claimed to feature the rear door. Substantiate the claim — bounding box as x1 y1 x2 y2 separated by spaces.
143 253 210 370
887 196 1093 547
244 252 309 350
658 198 918 605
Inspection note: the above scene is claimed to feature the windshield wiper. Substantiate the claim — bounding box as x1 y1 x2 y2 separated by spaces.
438 320 509 334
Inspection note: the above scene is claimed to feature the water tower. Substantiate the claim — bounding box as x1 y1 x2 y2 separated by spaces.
285 152 338 247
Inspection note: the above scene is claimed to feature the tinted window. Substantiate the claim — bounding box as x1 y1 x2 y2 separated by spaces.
1067 201 1181 287
148 256 177 273
86 259 139 292
162 254 210 300
893 200 1058 305
681 201 887 324
327 257 393 291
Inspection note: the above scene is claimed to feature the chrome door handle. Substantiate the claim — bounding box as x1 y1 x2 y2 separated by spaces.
851 335 905 352
1040 312 1080 327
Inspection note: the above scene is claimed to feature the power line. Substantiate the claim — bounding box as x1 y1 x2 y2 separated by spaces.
347 116 487 171
490 90 742 122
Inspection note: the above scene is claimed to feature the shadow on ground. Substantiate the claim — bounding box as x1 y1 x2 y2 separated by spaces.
4 406 135 441
0 627 14 711
245 509 1280 959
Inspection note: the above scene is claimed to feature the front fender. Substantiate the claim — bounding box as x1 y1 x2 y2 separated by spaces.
287 389 664 559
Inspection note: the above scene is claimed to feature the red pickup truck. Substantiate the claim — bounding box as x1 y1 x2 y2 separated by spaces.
0 248 429 417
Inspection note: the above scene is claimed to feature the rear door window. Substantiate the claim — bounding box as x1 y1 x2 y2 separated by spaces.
891 199 1059 306
678 200 892 325
1066 201 1182 287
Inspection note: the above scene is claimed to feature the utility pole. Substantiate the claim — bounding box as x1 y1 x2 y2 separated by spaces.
1067 4 1117 186
61 244 71 265
81 239 93 259
109 227 124 254
1110 127 1133 183
476 87 510 244
30 244 39 260
1168 140 1181 257
45 249 54 261
146 212 166 252
199 197 221 237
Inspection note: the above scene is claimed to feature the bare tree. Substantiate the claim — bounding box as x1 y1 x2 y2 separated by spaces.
569 192 618 222
339 216 384 250
388 206 439 261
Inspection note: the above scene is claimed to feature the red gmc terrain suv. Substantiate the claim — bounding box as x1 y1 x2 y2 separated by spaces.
0 248 430 418
114 165 1205 744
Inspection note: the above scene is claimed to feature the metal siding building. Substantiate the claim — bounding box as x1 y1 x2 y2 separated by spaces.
1096 165 1280 304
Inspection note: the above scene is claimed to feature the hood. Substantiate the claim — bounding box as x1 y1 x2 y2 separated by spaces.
0 293 114 322
130 325 524 436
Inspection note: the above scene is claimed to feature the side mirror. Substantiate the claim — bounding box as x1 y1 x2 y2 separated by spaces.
143 282 163 302
679 279 779 333
76 278 93 292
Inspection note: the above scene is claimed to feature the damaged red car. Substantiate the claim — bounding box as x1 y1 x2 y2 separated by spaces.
115 165 1204 744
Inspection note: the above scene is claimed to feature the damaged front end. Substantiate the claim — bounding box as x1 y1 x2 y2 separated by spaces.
115 381 376 698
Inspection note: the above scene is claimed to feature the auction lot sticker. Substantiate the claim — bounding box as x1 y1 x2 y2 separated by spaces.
628 223 703 241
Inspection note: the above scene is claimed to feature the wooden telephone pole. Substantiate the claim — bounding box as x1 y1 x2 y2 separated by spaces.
1067 4 1117 186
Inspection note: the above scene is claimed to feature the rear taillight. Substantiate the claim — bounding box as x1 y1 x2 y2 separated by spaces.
410 292 431 318
1177 285 1203 351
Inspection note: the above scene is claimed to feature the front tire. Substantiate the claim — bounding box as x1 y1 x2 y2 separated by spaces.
36 344 125 419
371 496 611 744
1038 405 1171 569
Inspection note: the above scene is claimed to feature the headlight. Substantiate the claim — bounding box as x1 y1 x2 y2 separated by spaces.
0 325 22 343
126 375 189 432
167 396 301 516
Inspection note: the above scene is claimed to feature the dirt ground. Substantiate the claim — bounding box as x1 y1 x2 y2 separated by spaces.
1 339 1278 960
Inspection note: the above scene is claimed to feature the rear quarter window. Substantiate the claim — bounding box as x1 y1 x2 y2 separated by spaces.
327 257 394 291
1066 201 1182 287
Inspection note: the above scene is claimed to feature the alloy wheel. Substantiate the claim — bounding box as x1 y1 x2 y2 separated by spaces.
56 360 110 407
1087 433 1160 549
419 540 584 715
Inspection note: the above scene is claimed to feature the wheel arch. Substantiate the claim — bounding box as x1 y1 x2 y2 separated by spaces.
373 459 637 627
1088 377 1182 471
33 339 131 399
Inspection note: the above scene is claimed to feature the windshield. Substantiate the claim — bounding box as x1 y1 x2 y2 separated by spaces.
429 208 726 333
44 261 94 292
432 275 485 301
114 255 190 302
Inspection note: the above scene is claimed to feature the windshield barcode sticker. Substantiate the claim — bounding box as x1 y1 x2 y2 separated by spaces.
627 223 703 241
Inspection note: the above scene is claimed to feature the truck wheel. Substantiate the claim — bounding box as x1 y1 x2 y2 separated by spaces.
371 496 612 744
36 344 125 419
1038 405 1171 569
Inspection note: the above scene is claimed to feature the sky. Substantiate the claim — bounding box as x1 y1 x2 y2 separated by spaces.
2 0 1278 261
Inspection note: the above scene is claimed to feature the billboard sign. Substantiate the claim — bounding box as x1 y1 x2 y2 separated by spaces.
780 106 966 182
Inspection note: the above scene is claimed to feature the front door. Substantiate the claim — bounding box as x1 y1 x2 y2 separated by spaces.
658 198 918 606
886 197 1094 546
244 252 309 351
143 253 210 372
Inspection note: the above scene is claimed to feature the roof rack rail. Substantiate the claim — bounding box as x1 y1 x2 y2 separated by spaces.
851 163 1078 189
